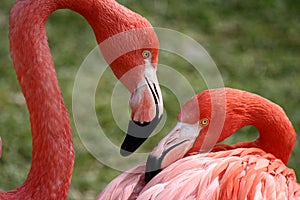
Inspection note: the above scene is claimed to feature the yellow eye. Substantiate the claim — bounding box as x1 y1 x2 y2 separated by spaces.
142 50 151 59
200 118 209 127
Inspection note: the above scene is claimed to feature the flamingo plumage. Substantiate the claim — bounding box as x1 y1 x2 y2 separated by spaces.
1 0 162 199
99 88 300 199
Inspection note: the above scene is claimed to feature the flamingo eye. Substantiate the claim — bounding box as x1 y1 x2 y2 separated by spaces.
142 50 151 59
200 118 209 127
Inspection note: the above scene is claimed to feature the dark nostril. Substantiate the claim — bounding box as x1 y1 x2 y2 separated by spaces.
153 83 160 101
144 77 158 104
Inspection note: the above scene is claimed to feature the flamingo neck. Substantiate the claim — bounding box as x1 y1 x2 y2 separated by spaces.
5 0 138 198
187 89 296 165
218 89 296 164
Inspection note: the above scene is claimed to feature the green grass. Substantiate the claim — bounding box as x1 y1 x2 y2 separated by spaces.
0 0 299 199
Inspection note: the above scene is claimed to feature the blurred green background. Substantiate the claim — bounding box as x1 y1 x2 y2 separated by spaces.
0 0 299 199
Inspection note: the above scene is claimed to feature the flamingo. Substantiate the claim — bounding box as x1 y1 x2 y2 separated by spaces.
10 0 164 157
98 88 300 199
1 0 162 198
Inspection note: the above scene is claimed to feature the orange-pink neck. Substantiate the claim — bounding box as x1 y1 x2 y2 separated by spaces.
217 89 296 164
5 0 139 198
186 88 296 165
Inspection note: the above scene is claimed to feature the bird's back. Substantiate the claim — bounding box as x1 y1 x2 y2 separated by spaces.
98 148 300 200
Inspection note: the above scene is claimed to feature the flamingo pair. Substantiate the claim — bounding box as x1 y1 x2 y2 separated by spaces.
2 0 299 199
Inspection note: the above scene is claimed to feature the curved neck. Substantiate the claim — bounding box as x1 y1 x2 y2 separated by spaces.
5 0 133 198
218 89 296 164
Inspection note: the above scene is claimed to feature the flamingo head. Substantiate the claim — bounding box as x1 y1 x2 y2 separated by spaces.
99 26 163 156
145 88 297 182
144 88 238 182
115 48 163 156
91 10 164 156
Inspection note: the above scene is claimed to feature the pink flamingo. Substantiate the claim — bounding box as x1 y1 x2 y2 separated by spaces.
1 0 162 199
99 88 300 199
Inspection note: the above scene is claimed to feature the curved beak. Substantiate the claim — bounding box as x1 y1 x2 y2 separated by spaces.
120 104 162 156
144 122 200 182
120 64 163 156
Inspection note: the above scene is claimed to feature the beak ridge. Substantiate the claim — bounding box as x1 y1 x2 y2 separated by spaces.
144 155 162 183
144 122 200 182
120 62 163 156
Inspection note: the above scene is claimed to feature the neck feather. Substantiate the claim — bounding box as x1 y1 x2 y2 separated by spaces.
219 88 296 164
5 0 129 198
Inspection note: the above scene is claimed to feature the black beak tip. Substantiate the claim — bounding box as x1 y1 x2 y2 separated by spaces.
120 148 131 157
120 134 147 157
120 113 162 156
144 169 162 183
144 155 163 183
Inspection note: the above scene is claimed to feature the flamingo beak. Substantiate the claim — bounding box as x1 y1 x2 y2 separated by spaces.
144 122 200 182
120 64 163 156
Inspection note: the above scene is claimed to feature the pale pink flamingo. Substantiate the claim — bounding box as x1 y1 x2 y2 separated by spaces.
1 0 162 198
99 88 300 199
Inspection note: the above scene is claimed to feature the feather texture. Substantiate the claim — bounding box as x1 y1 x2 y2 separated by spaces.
98 148 300 199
